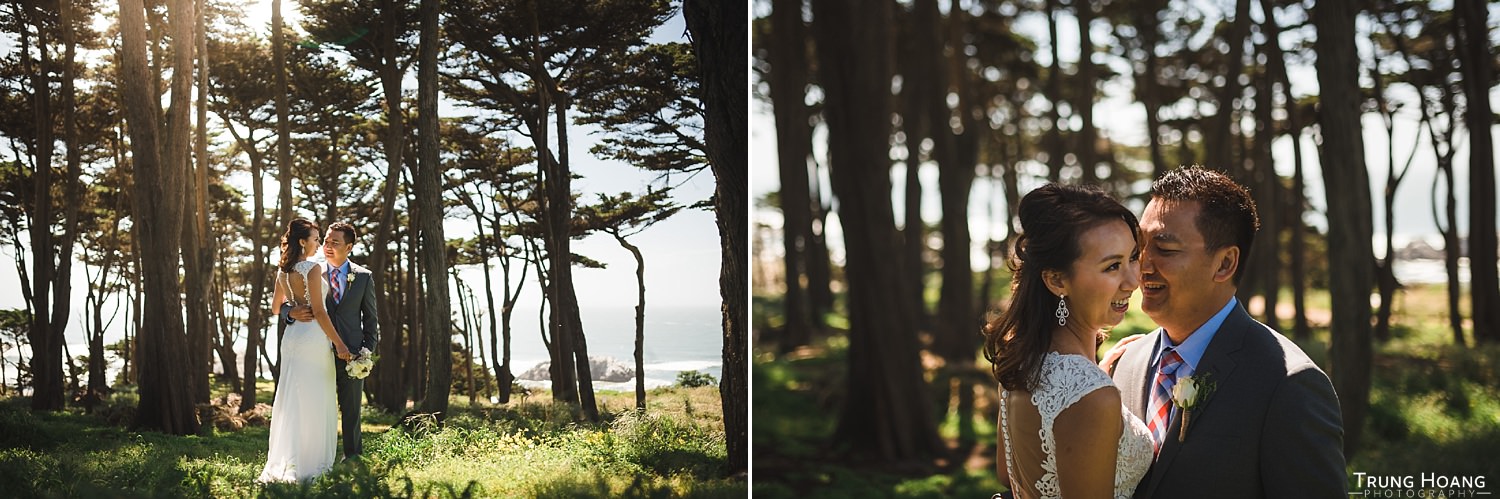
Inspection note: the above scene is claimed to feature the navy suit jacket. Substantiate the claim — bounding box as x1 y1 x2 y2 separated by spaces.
1109 303 1346 499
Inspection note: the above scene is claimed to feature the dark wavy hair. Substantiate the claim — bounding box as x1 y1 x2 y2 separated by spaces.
1150 165 1259 283
278 218 321 272
327 221 358 246
982 183 1139 392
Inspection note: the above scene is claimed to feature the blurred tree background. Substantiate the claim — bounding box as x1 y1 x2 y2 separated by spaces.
750 0 1500 496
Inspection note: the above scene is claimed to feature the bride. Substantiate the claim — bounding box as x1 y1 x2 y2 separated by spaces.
982 184 1153 498
258 218 354 483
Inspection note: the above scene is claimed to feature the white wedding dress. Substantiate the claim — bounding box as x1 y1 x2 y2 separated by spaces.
1000 352 1153 499
258 260 338 483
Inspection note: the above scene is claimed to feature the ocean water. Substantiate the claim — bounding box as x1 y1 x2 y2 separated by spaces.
507 305 725 391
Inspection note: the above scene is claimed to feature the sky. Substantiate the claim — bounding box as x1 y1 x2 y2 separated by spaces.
749 1 1500 271
0 0 724 381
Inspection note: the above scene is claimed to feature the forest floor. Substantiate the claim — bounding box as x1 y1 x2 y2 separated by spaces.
751 283 1500 497
0 383 744 498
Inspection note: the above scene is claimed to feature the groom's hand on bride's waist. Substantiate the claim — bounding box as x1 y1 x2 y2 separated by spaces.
288 305 315 323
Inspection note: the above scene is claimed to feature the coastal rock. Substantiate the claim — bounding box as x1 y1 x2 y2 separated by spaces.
518 356 636 382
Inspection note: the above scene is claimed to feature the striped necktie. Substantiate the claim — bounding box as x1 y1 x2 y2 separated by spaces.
1146 349 1184 455
330 267 343 303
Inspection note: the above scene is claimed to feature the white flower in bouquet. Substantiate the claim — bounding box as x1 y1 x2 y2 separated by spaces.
345 347 378 379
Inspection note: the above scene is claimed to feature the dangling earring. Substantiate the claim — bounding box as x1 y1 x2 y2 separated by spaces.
1055 295 1070 326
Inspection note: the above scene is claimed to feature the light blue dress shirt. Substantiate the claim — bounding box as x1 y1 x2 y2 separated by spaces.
1149 296 1238 382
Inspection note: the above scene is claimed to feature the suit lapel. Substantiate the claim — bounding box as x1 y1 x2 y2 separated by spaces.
1118 331 1160 499
1143 303 1253 496
336 263 370 314
1115 330 1159 418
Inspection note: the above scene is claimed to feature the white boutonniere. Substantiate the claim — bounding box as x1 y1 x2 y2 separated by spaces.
346 272 356 288
1171 372 1216 442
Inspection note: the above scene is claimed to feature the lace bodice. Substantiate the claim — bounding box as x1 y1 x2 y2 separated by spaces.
281 260 327 306
261 258 338 484
1000 352 1153 499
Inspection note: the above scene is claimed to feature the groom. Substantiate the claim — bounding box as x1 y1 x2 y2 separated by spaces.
1108 167 1345 498
283 221 379 460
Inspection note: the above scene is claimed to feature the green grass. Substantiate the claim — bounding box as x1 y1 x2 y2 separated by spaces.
752 334 1005 498
1344 285 1500 481
0 383 743 498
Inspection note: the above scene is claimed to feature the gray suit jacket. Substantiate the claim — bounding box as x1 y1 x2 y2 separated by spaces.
281 261 378 355
326 261 378 354
1109 303 1345 499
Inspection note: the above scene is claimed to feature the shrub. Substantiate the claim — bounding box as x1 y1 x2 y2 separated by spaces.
93 387 141 427
610 410 725 479
675 370 717 388
0 447 60 496
0 401 59 450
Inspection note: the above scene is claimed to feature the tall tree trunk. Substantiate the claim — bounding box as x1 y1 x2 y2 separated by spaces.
553 104 600 422
807 170 834 319
900 2 931 336
63 340 78 395
494 202 527 404
43 0 83 410
1456 1 1499 342
1314 0 1373 458
368 0 410 410
811 0 940 464
128 243 140 385
84 249 111 409
1242 35 1280 331
213 257 240 392
1289 152 1312 338
477 215 508 403
1075 0 1098 184
1044 0 1064 182
531 80 579 409
1436 159 1464 345
371 238 406 414
472 286 488 400
454 273 474 404
1133 1 1168 179
1208 0 1251 174
685 0 748 474
978 166 1001 314
194 0 214 389
272 0 293 227
770 0 814 353
1404 19 1467 346
914 0 957 336
406 226 427 403
936 0 978 450
25 0 62 412
1424 71 1466 346
610 232 648 411
415 0 453 417
1262 0 1311 340
180 0 213 403
228 126 269 412
120 0 199 435
57 0 89 408
1369 55 1407 343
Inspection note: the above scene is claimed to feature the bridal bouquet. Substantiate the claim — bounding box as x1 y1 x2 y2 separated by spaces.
346 347 377 379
